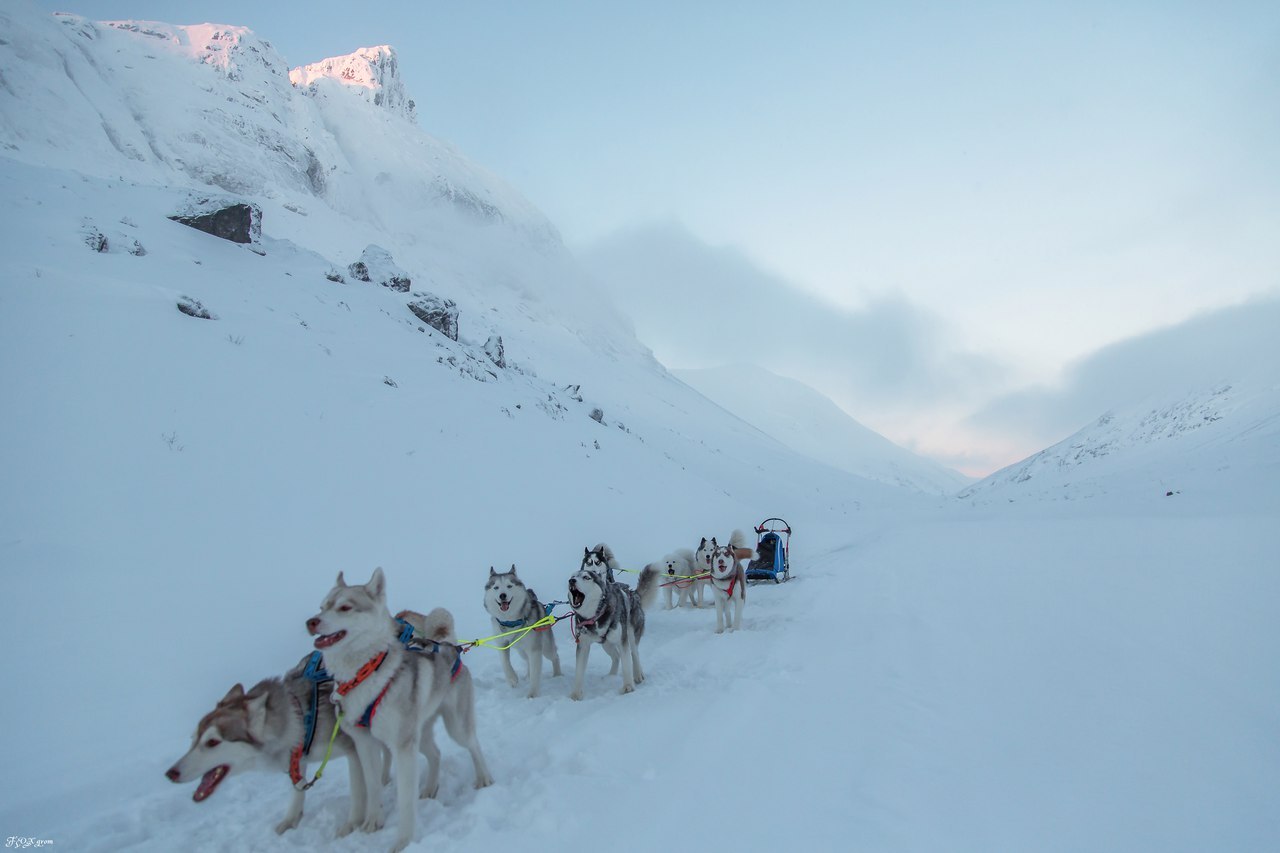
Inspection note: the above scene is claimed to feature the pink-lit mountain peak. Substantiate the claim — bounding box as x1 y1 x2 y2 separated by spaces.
289 45 416 121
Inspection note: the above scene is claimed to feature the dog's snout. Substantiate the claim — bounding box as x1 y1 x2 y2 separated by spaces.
165 766 181 783
306 616 320 635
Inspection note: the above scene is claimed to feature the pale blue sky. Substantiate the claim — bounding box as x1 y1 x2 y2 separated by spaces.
35 0 1280 470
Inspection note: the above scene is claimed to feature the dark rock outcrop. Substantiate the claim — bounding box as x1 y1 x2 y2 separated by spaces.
169 202 261 244
348 244 411 292
407 294 458 341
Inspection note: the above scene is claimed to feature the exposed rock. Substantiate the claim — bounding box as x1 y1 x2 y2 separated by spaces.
383 376 398 388
325 268 345 283
169 201 261 244
484 335 506 368
348 245 411 291
127 239 146 256
177 296 216 320
562 384 583 402
590 408 604 424
407 294 458 341
83 226 108 253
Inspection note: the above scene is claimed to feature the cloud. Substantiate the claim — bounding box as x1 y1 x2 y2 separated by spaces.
967 295 1280 455
578 221 1009 421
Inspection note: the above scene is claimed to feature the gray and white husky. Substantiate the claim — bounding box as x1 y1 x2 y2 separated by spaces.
581 542 622 583
700 530 752 633
567 562 659 700
307 569 494 853
165 652 384 835
484 565 563 698
657 548 702 609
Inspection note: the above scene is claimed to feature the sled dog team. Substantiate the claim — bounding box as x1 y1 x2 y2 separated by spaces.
166 530 757 852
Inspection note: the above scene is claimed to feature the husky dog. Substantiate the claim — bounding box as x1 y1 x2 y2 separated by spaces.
706 537 748 633
581 543 622 583
484 565 563 698
657 548 702 609
165 652 385 835
567 563 659 700
307 569 494 853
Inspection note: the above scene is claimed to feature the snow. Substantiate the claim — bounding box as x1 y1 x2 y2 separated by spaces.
1 2 1278 851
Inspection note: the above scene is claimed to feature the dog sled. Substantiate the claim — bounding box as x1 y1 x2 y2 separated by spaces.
745 518 791 583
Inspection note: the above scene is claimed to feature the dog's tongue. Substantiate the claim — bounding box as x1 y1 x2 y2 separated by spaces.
193 765 228 802
314 630 346 650
499 602 511 612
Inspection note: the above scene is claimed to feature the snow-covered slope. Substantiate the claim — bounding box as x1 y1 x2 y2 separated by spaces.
960 380 1280 506
675 363 971 494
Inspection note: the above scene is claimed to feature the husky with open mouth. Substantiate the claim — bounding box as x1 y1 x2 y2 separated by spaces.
707 537 748 633
484 565 563 698
567 562 659 700
307 569 494 853
164 652 384 835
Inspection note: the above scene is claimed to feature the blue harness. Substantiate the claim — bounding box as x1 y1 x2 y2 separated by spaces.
300 651 333 754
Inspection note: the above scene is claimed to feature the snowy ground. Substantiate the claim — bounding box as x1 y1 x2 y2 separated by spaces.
3 488 1276 852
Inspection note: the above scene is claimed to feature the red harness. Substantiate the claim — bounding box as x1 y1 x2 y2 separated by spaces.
712 572 739 599
335 649 393 729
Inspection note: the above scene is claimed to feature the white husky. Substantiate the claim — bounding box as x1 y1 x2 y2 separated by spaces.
307 569 494 853
484 565 563 698
657 549 702 609
700 530 752 633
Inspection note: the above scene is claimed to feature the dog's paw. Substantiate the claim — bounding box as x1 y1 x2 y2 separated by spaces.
715 627 724 634
504 671 519 687
620 682 635 695
275 813 302 834
361 814 385 833
526 688 539 699
475 771 495 789
336 821 358 838
570 689 583 701
419 781 439 800
389 835 412 853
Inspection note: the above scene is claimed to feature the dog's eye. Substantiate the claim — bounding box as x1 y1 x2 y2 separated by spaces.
204 738 221 748
338 604 352 612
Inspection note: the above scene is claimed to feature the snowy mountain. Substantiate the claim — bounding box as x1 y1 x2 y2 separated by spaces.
1 3 1277 852
961 379 1280 505
675 363 971 494
289 45 417 122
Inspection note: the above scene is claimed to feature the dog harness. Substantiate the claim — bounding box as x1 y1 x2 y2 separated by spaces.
332 649 392 728
571 600 610 644
288 651 334 785
710 572 740 599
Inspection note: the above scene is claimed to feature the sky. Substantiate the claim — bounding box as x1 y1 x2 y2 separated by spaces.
34 0 1280 474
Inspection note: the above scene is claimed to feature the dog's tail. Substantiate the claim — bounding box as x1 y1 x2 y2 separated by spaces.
635 564 660 610
729 528 756 561
396 607 456 643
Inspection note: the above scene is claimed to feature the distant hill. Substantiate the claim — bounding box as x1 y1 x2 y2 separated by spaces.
675 364 971 495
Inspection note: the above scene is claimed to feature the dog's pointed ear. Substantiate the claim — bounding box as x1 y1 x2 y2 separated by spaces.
711 537 719 548
489 566 497 578
510 563 517 573
368 567 386 601
335 571 347 588
699 537 707 549
245 689 269 739
219 683 245 706
583 547 590 557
